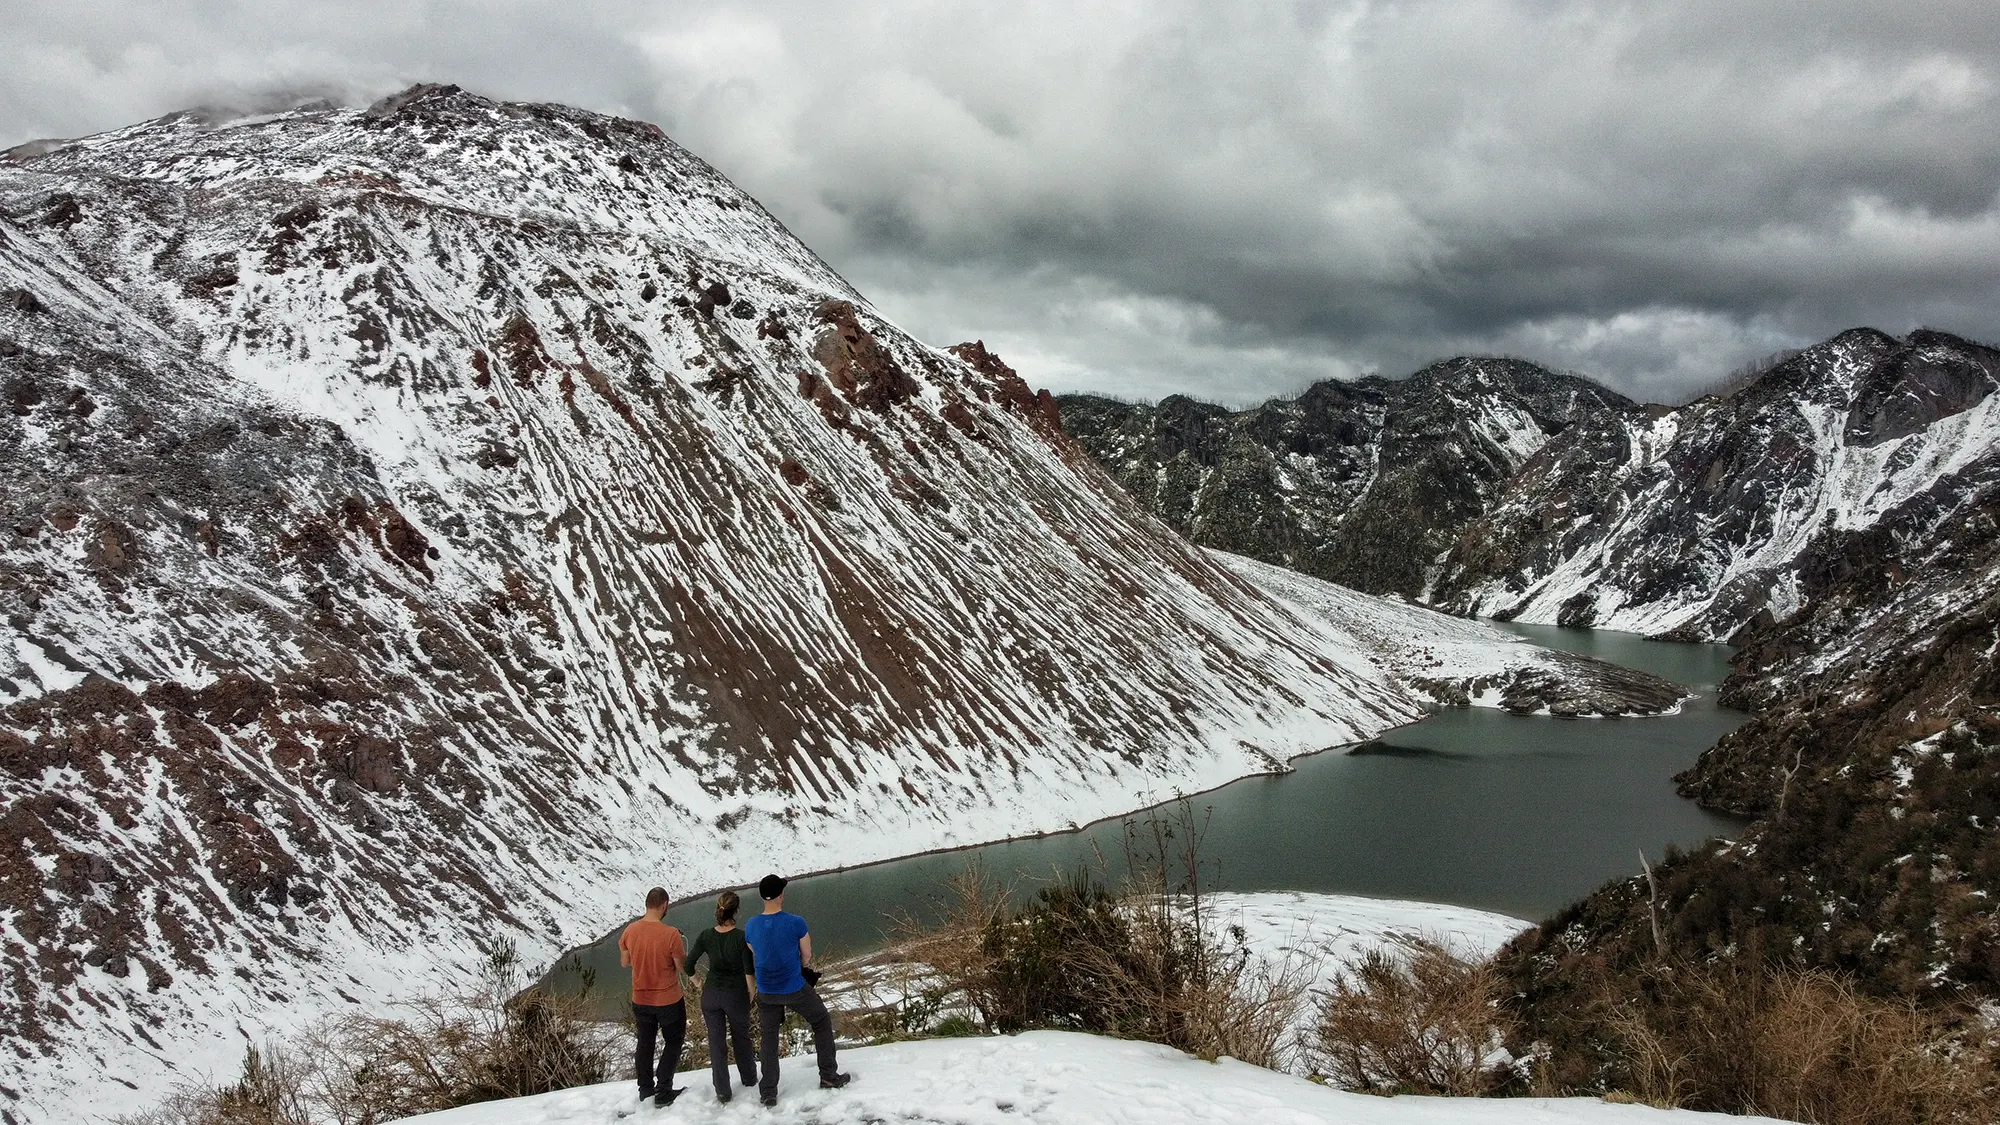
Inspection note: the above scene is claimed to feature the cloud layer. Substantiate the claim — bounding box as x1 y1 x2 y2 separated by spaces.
7 1 1998 403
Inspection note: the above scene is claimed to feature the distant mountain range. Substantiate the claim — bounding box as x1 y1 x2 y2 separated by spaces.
1061 329 2000 644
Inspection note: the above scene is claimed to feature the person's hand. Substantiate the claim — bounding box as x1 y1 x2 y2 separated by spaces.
801 966 822 986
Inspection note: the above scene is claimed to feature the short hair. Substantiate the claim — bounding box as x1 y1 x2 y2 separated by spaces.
645 886 669 910
715 890 740 925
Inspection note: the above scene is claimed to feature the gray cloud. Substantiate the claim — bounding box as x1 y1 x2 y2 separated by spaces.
5 1 1998 404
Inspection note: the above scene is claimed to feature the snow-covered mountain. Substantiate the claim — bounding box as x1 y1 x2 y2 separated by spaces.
1065 331 1999 648
1434 328 2000 642
1058 359 1638 600
0 86 1670 1122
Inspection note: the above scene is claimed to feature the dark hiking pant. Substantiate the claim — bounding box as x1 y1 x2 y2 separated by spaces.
632 1000 686 1097
701 986 758 1096
757 986 837 1100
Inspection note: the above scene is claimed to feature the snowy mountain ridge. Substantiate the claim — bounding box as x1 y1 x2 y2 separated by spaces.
1436 328 2000 642
1063 329 2000 648
0 86 1671 1123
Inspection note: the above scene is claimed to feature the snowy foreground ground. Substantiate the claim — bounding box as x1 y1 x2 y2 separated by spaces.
395 894 1795 1125
390 1031 1793 1125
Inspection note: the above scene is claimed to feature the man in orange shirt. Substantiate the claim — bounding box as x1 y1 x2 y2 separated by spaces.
619 886 688 1106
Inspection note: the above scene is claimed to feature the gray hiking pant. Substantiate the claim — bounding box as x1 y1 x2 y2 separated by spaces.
701 986 757 1096
757 986 837 1099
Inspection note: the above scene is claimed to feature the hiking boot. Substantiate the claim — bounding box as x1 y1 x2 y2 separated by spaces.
819 1072 852 1090
654 1087 684 1107
760 1094 778 1107
717 1091 732 1104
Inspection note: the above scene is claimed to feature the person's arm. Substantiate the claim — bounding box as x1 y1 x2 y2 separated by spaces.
798 932 813 969
743 934 757 997
618 930 632 969
684 931 706 976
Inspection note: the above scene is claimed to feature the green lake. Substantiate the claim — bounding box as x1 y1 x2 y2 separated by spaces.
544 623 1746 1005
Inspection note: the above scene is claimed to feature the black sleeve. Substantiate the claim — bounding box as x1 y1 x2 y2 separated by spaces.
686 929 709 974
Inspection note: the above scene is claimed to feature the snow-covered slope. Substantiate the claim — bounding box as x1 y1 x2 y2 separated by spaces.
0 87 1672 1123
388 1030 1793 1125
1435 329 2000 641
1214 553 1681 715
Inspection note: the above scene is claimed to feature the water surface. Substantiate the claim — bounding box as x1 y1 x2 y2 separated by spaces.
546 624 1745 1003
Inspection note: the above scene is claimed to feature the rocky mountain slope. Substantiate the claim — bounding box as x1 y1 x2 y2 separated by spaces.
1065 331 1999 648
0 87 1670 1122
1058 359 1639 599
1434 328 2000 642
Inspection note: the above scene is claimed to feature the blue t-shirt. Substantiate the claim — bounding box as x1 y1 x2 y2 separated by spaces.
743 911 810 994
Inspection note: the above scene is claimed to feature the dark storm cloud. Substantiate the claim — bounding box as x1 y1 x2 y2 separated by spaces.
5 1 1998 404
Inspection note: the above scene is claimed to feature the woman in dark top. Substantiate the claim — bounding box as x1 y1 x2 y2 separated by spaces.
685 890 758 1102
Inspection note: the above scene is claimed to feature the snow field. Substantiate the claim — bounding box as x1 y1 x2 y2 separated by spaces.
387 1031 1796 1125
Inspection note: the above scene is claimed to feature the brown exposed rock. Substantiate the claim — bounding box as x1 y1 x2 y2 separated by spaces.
949 340 1066 442
194 674 276 729
379 507 433 576
335 495 433 577
85 519 136 573
341 735 402 794
693 280 731 318
813 300 918 414
580 363 638 429
778 457 811 486
942 397 981 439
494 310 550 385
9 377 41 416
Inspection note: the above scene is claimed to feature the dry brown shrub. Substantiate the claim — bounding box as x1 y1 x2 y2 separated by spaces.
117 942 621 1125
1594 961 1999 1124
900 804 1314 1069
1313 935 1516 1096
883 863 1010 1032
115 1043 315 1125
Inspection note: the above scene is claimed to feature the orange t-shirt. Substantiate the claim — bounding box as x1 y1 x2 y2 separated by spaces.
619 918 686 1005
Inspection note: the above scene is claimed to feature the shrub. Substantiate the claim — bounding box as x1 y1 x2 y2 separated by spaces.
1590 960 1999 1124
1313 936 1517 1096
116 1043 315 1125
118 941 621 1125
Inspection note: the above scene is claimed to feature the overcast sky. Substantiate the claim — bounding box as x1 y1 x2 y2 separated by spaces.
6 1 1999 405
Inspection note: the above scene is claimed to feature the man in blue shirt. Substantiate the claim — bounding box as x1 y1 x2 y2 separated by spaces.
742 874 849 1106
